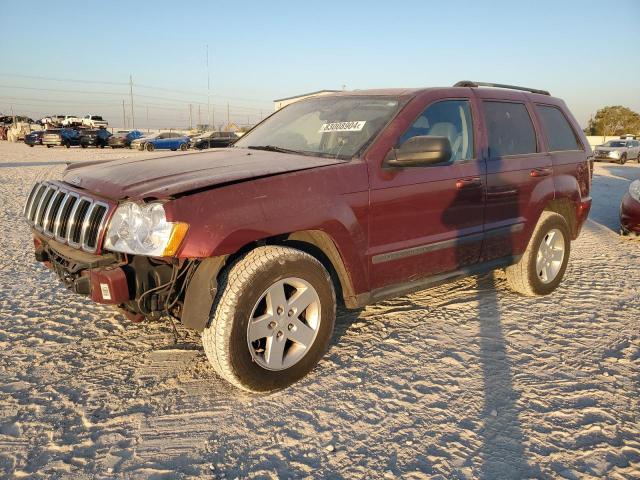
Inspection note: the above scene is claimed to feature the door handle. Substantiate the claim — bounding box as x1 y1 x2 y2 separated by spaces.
456 177 482 189
530 167 553 178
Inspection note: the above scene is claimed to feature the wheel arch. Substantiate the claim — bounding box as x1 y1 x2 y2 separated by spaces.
181 229 360 332
544 198 578 239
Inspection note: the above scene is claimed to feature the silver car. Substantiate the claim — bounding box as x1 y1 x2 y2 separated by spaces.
593 139 640 164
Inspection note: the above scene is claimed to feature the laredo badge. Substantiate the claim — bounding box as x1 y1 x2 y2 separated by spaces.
318 121 366 133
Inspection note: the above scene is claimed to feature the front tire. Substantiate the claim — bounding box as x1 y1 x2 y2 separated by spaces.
620 154 627 165
179 143 188 151
202 246 336 392
505 211 571 296
145 142 154 152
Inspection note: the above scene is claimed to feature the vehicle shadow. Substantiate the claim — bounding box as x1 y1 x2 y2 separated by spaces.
475 273 533 478
441 140 535 476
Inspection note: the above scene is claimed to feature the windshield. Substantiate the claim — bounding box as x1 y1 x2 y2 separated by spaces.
604 141 626 147
234 95 406 159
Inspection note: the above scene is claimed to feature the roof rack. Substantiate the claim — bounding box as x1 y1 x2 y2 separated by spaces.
454 81 550 96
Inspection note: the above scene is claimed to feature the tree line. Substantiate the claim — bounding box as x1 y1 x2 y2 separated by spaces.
585 106 640 136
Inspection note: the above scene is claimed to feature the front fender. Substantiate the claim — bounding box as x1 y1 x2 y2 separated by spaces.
166 161 370 296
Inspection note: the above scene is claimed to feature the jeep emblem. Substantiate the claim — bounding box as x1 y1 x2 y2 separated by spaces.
69 176 81 186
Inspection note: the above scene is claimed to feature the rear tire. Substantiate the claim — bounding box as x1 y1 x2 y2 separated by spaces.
202 246 336 392
179 143 188 151
505 211 571 296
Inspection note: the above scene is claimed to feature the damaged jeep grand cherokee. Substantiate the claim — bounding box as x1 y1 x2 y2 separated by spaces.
25 81 592 392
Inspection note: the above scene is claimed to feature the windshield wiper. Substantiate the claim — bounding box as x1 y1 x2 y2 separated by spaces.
245 144 349 160
247 145 302 155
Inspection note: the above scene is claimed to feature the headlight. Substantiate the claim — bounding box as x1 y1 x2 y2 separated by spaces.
630 180 640 202
103 202 189 256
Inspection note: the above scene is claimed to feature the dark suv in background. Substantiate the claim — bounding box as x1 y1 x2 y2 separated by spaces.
191 131 239 149
24 81 591 392
79 128 112 148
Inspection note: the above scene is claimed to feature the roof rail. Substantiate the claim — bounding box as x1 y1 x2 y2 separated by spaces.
454 81 550 96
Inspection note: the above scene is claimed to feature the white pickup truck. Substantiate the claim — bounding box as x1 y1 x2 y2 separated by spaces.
82 115 108 128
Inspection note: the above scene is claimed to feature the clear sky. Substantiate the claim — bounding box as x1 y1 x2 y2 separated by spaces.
1 0 638 129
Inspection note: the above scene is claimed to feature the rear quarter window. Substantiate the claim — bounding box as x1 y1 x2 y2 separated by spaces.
535 105 581 151
483 101 537 158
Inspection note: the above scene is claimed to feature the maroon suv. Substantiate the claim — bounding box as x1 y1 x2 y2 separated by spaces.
24 81 592 391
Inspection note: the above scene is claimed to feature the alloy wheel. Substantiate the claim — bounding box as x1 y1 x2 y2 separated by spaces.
247 277 321 371
536 228 565 283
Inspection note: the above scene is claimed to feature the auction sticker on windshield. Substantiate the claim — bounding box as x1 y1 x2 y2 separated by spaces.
319 121 366 133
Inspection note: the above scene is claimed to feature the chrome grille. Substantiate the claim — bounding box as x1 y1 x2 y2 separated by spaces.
23 181 110 253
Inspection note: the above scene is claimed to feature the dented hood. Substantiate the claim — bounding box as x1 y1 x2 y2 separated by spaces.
62 148 343 200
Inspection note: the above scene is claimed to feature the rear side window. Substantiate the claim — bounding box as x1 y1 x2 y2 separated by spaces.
484 101 537 157
536 105 581 151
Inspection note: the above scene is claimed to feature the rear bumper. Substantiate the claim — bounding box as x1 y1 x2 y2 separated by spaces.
575 197 592 238
620 193 640 234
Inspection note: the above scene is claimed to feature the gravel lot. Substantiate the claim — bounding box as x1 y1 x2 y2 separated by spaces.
0 142 638 479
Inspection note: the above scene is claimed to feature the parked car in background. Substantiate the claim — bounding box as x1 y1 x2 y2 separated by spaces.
61 116 83 128
621 180 640 237
23 81 592 392
80 128 112 148
108 130 144 148
42 128 81 148
191 131 239 149
593 139 640 164
24 130 45 147
1 115 35 125
42 115 67 127
82 115 108 129
131 132 189 151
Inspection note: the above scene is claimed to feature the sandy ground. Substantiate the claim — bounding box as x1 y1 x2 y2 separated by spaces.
0 141 638 479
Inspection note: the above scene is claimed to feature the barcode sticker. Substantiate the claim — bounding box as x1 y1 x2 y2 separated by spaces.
318 121 366 133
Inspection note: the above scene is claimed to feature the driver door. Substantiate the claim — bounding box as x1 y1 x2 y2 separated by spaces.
368 96 486 291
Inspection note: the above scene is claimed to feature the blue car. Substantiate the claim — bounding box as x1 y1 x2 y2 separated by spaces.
130 132 190 152
24 130 45 147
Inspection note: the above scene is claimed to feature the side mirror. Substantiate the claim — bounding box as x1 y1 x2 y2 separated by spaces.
385 136 452 168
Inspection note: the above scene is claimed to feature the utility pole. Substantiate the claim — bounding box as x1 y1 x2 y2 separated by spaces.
227 102 230 130
129 74 135 129
206 44 211 129
122 100 126 128
189 104 193 130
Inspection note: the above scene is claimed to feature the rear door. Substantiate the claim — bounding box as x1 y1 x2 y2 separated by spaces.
368 94 485 291
476 92 553 262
